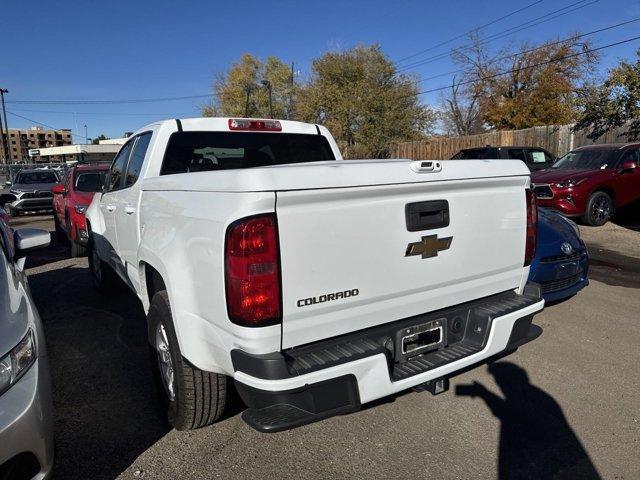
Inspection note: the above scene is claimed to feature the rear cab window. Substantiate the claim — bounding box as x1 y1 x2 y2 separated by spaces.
160 132 336 175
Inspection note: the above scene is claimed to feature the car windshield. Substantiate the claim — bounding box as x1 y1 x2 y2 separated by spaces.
75 172 106 192
553 149 616 170
160 132 336 175
14 171 58 184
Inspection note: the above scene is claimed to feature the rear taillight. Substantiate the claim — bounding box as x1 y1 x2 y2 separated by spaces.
524 188 537 266
225 214 281 327
228 119 282 131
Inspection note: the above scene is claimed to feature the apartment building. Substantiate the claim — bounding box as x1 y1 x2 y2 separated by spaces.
1 126 73 163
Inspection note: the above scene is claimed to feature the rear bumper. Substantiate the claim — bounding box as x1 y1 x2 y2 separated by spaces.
233 286 544 432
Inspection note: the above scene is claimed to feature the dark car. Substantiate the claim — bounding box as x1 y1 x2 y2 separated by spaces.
3 169 59 217
529 207 589 302
451 146 556 171
531 143 640 226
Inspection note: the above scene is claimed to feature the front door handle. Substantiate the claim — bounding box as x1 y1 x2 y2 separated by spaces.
124 205 136 215
105 204 116 212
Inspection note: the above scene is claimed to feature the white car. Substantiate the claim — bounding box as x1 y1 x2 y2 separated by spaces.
86 117 544 432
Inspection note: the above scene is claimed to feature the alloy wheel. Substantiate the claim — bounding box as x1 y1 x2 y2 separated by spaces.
591 196 611 225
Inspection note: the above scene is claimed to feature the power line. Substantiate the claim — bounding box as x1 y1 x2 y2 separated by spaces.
397 0 598 72
6 110 90 140
9 108 197 116
417 17 640 84
404 34 640 98
395 0 545 64
7 93 213 106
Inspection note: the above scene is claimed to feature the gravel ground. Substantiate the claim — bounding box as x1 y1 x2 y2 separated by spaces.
9 212 640 480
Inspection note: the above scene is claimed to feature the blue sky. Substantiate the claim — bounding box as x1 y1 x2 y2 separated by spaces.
3 0 639 141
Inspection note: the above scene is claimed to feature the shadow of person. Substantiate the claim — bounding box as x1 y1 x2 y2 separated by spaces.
456 361 601 480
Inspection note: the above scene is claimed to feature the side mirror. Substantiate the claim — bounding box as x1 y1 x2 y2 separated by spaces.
52 184 66 195
14 228 51 256
620 160 637 171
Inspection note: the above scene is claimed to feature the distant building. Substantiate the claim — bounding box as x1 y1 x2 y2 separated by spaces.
1 126 73 163
28 143 121 164
98 137 127 145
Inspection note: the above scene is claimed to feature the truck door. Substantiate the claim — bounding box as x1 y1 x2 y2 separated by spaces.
113 131 153 293
100 139 135 272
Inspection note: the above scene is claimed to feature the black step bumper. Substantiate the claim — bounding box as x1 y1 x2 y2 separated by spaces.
234 284 543 433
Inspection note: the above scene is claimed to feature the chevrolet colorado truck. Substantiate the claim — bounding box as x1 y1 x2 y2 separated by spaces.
85 117 544 433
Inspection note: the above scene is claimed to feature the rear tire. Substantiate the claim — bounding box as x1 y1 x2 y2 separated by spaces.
582 191 612 226
87 233 117 291
67 217 87 257
148 290 227 430
70 240 87 258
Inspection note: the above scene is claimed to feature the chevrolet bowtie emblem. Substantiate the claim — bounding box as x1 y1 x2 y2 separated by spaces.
405 234 453 259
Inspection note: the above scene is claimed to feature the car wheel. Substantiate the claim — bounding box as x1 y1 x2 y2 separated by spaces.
582 191 613 226
70 240 87 258
87 234 117 291
148 290 227 430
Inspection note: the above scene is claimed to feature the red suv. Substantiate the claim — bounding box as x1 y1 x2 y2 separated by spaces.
531 143 640 226
52 163 108 256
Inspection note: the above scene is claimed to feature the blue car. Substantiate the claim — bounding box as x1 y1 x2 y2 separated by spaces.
529 207 589 302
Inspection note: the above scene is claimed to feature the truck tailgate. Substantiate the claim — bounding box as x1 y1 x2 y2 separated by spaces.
277 175 528 348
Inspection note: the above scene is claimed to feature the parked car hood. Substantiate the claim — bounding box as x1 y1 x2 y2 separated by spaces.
531 168 602 184
0 263 29 357
537 207 581 248
11 182 56 192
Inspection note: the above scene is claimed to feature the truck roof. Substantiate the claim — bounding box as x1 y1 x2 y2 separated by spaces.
134 117 322 136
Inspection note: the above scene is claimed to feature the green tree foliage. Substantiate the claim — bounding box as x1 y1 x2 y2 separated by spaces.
91 134 108 145
575 50 640 140
204 54 295 119
452 34 598 130
297 45 436 158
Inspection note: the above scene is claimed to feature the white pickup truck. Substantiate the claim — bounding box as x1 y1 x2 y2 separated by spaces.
86 117 544 432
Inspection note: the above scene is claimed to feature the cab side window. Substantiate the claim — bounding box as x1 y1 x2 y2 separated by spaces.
507 149 527 162
106 141 134 192
124 132 152 187
618 148 640 166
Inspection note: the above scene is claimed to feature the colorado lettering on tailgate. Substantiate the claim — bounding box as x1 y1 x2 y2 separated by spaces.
297 289 360 307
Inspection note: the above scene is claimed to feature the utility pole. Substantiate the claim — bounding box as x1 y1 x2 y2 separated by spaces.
0 107 7 164
84 124 88 144
0 88 9 164
244 85 252 117
289 62 295 120
261 80 273 118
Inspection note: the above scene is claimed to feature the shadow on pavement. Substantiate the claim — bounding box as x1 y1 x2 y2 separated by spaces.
586 243 640 289
28 264 171 479
456 362 601 480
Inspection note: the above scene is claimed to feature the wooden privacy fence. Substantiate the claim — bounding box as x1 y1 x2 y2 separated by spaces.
391 124 632 160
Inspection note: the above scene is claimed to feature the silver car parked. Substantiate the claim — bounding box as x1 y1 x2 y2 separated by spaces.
0 213 54 479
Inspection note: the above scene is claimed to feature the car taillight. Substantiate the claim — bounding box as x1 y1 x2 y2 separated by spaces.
225 214 281 327
524 188 537 267
228 118 282 131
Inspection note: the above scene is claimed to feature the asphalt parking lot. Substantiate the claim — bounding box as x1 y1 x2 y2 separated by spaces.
10 212 640 480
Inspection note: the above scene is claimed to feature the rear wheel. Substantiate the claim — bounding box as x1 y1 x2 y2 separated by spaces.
67 217 86 257
582 191 612 226
87 233 117 291
148 290 227 430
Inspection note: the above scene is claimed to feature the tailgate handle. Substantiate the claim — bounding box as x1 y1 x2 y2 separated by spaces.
405 200 449 231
